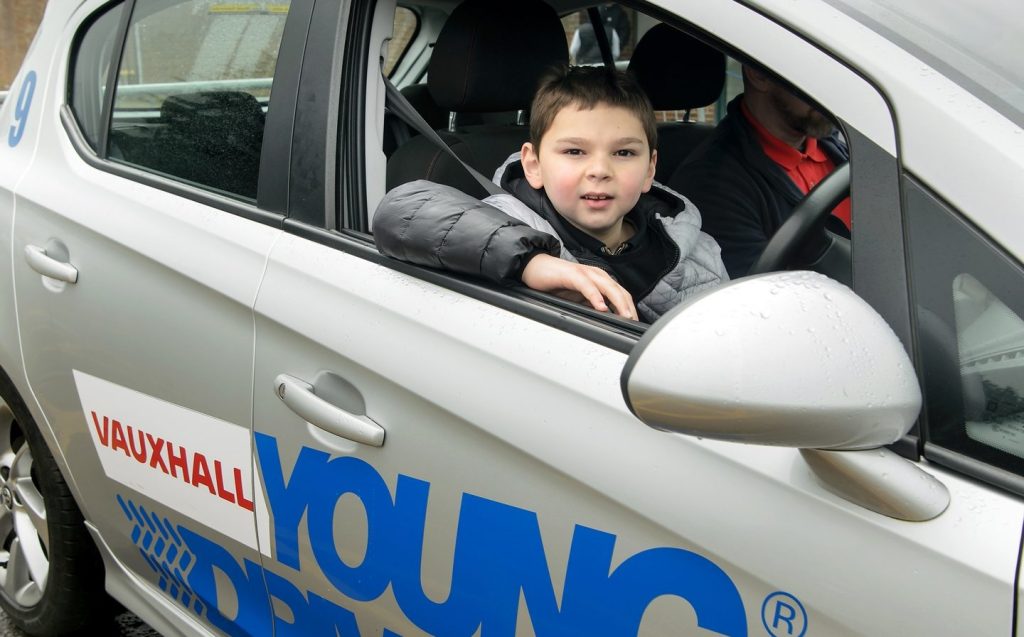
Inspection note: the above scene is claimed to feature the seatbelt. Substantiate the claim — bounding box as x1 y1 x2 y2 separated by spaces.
382 73 504 197
587 7 616 69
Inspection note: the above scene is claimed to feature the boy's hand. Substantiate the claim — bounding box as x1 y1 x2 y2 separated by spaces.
521 254 638 321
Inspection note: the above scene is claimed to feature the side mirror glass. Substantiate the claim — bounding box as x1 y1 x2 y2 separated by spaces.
622 272 921 450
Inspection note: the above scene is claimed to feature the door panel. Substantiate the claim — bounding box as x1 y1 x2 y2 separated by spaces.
12 154 278 630
236 232 1024 635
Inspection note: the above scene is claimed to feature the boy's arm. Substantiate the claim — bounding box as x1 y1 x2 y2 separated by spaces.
374 180 638 319
373 180 560 283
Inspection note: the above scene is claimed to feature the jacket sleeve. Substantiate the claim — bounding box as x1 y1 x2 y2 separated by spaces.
372 180 561 284
638 196 730 322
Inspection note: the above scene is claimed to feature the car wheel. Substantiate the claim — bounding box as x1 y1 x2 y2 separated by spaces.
0 379 109 636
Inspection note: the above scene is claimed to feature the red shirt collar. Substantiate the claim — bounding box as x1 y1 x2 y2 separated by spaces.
740 98 828 170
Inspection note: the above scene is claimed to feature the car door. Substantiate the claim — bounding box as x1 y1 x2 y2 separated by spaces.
9 1 298 633
234 2 1024 637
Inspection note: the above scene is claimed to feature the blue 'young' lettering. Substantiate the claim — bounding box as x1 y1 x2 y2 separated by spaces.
254 433 748 636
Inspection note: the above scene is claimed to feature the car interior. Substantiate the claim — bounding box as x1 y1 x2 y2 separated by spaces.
368 0 852 303
377 0 735 204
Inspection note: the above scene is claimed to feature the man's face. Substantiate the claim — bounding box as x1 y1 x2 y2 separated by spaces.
522 103 656 246
768 84 834 139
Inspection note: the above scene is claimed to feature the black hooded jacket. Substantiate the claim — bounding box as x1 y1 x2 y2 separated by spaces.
669 95 849 278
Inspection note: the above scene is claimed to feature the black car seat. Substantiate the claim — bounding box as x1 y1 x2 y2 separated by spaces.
627 24 726 184
385 0 568 199
150 91 265 198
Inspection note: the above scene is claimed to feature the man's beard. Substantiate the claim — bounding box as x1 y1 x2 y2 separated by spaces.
790 110 835 139
771 91 835 139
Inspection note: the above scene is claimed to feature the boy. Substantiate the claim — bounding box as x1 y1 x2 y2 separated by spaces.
373 65 727 322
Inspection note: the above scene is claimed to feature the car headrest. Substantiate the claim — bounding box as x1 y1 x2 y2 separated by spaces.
161 91 264 145
428 0 568 113
627 24 726 111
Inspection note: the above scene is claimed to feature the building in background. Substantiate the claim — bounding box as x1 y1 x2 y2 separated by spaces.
1 0 46 92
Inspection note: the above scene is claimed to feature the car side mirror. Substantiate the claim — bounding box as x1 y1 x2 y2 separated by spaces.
622 271 920 448
621 272 948 521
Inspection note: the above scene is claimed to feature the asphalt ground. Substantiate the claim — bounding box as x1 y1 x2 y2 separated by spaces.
0 608 159 637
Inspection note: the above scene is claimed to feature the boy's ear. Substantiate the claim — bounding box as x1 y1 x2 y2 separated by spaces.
642 149 658 192
521 142 545 189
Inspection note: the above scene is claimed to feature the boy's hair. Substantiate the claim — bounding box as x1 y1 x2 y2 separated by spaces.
529 65 657 154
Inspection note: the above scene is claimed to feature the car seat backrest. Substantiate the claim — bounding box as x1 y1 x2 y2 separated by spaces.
386 0 568 199
154 90 266 199
627 24 726 184
400 83 449 131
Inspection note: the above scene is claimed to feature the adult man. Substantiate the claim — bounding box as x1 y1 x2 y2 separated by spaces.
670 65 849 278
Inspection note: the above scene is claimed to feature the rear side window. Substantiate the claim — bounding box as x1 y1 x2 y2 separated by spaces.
558 8 728 125
108 0 290 200
384 7 418 77
952 273 1024 458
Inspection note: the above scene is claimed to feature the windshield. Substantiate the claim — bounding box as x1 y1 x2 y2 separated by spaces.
824 0 1024 128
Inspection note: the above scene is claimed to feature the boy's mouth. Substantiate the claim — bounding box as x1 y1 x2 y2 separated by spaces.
581 193 614 211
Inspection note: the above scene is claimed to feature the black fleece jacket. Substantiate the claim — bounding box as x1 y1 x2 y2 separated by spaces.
669 95 849 278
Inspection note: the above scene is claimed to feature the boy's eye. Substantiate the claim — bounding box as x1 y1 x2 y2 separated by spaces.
614 149 638 157
563 148 584 156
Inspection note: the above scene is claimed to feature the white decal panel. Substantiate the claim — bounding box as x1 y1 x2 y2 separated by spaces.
74 370 264 549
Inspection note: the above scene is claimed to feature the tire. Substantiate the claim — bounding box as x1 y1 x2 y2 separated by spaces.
0 376 110 636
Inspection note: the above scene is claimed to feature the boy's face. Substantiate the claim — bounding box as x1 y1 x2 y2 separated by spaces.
522 103 657 246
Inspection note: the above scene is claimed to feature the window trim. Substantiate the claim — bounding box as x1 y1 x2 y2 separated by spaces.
259 0 320 215
281 217 643 353
284 0 348 227
97 0 133 159
66 1 126 152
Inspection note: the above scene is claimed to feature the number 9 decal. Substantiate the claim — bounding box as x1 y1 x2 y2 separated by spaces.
8 71 38 148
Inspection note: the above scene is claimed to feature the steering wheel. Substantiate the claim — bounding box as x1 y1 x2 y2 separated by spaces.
749 162 850 275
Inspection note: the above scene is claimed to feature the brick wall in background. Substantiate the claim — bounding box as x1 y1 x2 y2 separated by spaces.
1 0 47 92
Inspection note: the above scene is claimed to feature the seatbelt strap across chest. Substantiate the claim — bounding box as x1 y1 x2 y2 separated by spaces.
382 73 504 197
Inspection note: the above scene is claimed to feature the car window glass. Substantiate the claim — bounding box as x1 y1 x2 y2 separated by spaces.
952 273 1024 458
70 3 125 151
906 176 1024 486
108 0 290 200
384 7 417 77
559 9 723 125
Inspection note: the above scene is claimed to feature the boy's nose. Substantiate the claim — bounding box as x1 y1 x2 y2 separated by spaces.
586 157 612 180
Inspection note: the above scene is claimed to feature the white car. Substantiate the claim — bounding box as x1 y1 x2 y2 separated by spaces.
0 0 1022 635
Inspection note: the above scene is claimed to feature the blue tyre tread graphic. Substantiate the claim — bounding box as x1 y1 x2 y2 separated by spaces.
117 495 202 615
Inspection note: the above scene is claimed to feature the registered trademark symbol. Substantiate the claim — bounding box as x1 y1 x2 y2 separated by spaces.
761 591 807 637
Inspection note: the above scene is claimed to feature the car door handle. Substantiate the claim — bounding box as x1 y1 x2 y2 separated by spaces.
274 374 385 447
24 245 78 284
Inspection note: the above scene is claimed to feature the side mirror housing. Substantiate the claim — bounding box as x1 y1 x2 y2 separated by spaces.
622 272 920 450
